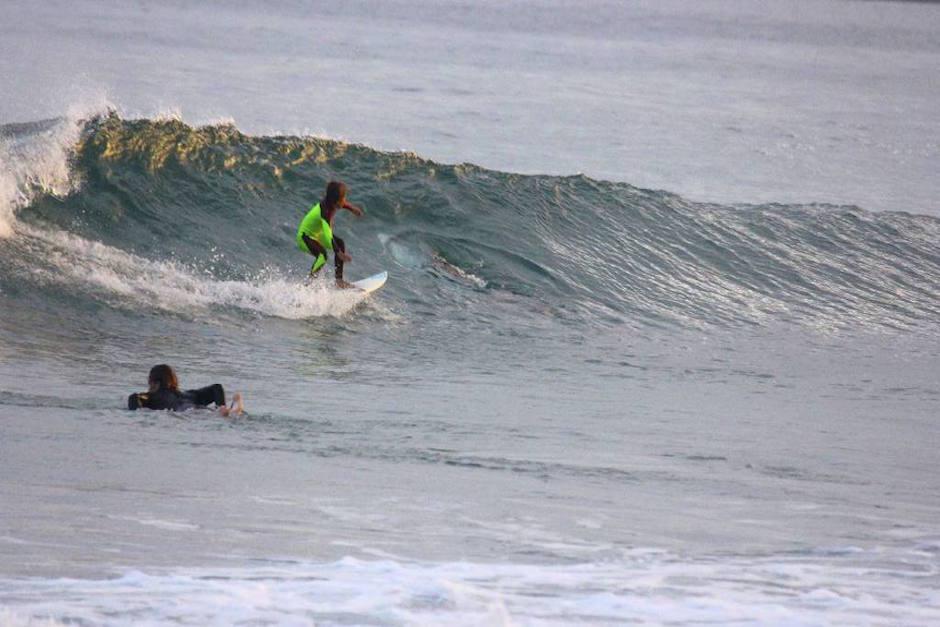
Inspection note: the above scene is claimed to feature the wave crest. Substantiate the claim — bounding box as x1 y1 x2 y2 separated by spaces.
2 114 939 332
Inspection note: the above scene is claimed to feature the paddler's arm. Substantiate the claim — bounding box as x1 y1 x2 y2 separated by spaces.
128 392 148 410
341 201 364 217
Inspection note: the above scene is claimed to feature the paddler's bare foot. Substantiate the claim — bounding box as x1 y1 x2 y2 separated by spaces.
220 392 244 418
335 279 355 289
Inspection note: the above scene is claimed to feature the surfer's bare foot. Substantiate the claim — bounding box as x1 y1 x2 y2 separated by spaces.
220 392 244 418
335 279 354 289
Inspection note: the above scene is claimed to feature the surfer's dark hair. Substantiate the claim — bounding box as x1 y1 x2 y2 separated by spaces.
324 180 347 207
148 364 179 392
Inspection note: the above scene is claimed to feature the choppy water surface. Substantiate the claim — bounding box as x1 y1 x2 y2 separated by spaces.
2 1 940 625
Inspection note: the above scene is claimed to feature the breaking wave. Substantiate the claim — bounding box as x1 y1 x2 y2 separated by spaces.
1 113 938 330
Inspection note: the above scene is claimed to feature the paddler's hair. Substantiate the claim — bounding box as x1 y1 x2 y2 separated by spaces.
148 364 179 392
324 180 347 208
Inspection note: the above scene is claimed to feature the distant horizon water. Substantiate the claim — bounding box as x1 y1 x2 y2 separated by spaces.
2 0 938 215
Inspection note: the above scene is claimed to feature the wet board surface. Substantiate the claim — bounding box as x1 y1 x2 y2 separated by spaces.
350 271 388 294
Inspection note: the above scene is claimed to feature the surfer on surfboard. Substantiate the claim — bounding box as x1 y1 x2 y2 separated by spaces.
296 180 363 288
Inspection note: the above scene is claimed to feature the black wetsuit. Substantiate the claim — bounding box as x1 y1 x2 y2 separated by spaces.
127 384 226 411
302 233 347 280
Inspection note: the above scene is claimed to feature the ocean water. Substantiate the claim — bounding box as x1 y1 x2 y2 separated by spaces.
1 1 939 626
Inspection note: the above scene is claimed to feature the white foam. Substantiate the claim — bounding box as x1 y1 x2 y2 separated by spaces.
1 549 938 626
105 515 200 531
150 106 184 122
13 223 371 319
0 99 112 239
0 608 64 627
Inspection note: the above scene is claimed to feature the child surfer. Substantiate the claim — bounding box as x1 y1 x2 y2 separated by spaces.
296 181 363 288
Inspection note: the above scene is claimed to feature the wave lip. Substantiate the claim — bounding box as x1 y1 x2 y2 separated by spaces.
0 119 80 238
0 99 113 237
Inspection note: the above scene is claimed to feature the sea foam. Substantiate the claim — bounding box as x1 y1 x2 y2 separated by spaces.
2 548 939 626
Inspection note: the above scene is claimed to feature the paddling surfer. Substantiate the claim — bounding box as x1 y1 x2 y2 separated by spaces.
127 364 244 417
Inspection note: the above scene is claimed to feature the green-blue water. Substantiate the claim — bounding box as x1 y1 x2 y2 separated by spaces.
2 0 940 621
1 114 938 625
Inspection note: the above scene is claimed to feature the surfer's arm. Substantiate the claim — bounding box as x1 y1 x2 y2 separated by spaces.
341 201 363 217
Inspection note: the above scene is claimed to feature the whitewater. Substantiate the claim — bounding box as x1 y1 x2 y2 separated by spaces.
2 1 939 626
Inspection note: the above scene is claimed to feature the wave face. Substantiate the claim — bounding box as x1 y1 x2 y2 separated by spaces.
2 114 938 330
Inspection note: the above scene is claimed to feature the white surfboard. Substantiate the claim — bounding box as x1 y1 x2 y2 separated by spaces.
350 271 388 294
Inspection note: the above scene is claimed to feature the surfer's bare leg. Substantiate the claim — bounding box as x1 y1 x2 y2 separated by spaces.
334 236 347 279
333 236 354 288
